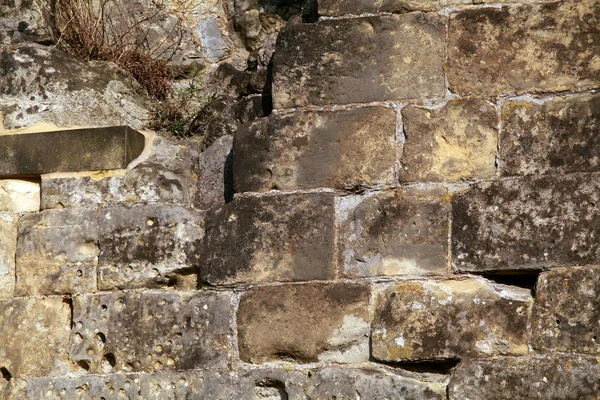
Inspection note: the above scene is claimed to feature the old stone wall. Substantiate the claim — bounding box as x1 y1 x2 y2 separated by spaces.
1 0 600 399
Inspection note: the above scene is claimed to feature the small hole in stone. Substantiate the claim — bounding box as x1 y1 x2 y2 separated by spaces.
104 353 116 369
593 336 597 341
95 332 107 344
76 270 83 277
77 360 90 371
556 319 561 325
102 304 108 311
1 367 12 382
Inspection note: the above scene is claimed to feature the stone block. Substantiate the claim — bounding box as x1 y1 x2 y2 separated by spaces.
448 355 600 400
337 189 449 278
98 205 204 290
195 135 233 210
372 279 531 361
201 193 335 285
15 208 98 296
68 291 233 374
500 93 600 176
531 266 600 354
452 174 600 272
237 283 370 363
0 180 39 212
400 98 497 182
233 106 397 192
0 213 17 298
447 2 600 96
0 297 71 377
20 374 139 399
272 13 446 108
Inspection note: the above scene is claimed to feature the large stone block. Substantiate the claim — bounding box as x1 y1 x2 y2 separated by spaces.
98 205 204 290
201 193 335 285
0 297 71 377
532 266 600 354
448 355 600 399
372 279 531 361
400 98 497 182
68 291 233 374
447 2 600 96
500 93 600 176
15 208 98 296
234 106 397 192
272 13 446 108
452 174 600 272
237 283 370 363
337 189 449 278
0 213 17 298
0 180 39 213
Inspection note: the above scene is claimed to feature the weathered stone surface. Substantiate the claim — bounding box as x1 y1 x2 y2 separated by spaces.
20 374 139 399
238 283 370 363
195 135 233 210
447 2 600 97
272 13 446 108
69 291 233 374
98 205 204 290
500 93 600 176
448 355 600 399
0 213 17 298
0 180 39 212
0 297 71 377
0 0 52 44
201 193 335 285
337 189 449 278
400 98 497 182
233 106 397 192
15 208 98 296
531 266 600 354
452 174 600 272
372 279 531 361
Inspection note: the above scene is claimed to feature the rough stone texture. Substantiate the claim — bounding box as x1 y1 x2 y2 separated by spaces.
372 279 531 361
18 374 139 399
448 355 600 400
452 174 600 272
0 297 71 377
500 93 600 176
531 266 600 354
0 0 52 45
272 13 446 108
98 205 204 290
201 193 335 285
447 2 600 97
0 213 17 298
233 106 397 192
0 180 39 212
195 135 233 210
337 189 449 278
237 283 371 364
400 98 498 182
15 208 98 296
69 291 233 374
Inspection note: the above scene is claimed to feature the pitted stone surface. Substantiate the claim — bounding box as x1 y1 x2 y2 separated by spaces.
68 291 233 374
15 208 98 296
372 279 531 361
18 373 139 399
0 213 17 298
0 180 39 212
234 106 397 192
448 355 600 399
237 283 371 363
500 93 600 176
201 193 335 285
532 266 600 354
400 98 497 182
0 297 71 377
272 13 446 108
452 174 600 272
338 189 449 278
195 135 233 210
447 2 600 97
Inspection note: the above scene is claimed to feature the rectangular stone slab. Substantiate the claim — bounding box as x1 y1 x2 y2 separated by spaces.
0 126 145 176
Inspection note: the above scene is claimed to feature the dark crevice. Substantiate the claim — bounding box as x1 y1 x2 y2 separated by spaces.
480 271 540 297
224 150 235 203
0 367 12 382
255 379 289 400
62 296 74 328
373 358 460 375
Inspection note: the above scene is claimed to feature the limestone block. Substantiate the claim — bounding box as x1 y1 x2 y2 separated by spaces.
0 297 71 377
201 193 335 285
237 283 370 363
500 93 600 176
15 208 98 296
372 279 531 361
68 291 233 374
0 180 39 212
233 106 397 192
0 213 17 298
195 135 233 210
272 13 446 108
447 2 600 96
531 266 600 354
400 98 498 182
98 205 204 290
20 374 139 399
452 174 600 272
337 189 449 278
448 355 600 399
